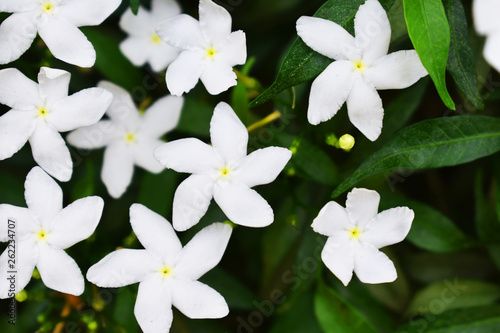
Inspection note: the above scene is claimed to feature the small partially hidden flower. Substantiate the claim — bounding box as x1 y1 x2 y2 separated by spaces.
87 204 231 332
154 102 292 231
296 0 428 141
312 188 414 286
0 167 104 298
473 0 500 72
67 81 183 199
0 0 121 67
156 0 247 95
0 67 113 182
119 0 182 72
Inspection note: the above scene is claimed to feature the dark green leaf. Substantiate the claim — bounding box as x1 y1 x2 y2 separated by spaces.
138 169 178 218
445 0 484 109
332 115 500 197
291 137 338 186
403 0 455 109
269 290 322 333
130 0 140 15
176 98 213 137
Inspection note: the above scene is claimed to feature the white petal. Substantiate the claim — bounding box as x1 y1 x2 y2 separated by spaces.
214 181 273 228
119 6 151 36
140 95 183 138
66 120 116 149
48 196 104 249
101 142 134 199
307 60 355 125
0 68 41 110
354 242 397 284
175 223 232 280
484 32 500 73
87 249 156 288
171 279 229 319
165 50 205 96
133 139 165 174
24 166 63 225
59 0 121 27
0 239 37 298
172 174 214 232
120 37 151 67
0 205 37 242
0 110 35 160
321 237 354 286
354 0 391 63
0 12 37 65
200 60 237 95
0 0 37 12
98 81 140 128
296 16 358 60
151 0 182 20
312 201 352 237
346 188 380 228
37 67 70 106
365 50 428 90
130 204 182 265
217 30 246 66
156 14 204 50
38 17 96 68
48 88 112 132
237 147 291 188
29 123 73 182
210 102 248 162
154 138 220 174
473 0 500 35
148 42 180 72
346 79 384 141
199 0 232 42
37 244 84 295
135 276 173 333
362 207 414 249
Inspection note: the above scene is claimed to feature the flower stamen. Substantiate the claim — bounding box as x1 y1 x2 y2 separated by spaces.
348 226 362 240
124 133 136 144
218 165 231 179
41 1 55 13
150 33 162 45
205 46 217 59
353 60 366 73
36 229 49 242
37 106 49 119
159 266 173 279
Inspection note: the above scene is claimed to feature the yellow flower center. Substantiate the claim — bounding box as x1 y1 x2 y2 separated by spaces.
348 226 362 240
124 133 136 144
150 33 162 45
159 266 173 278
205 46 217 59
36 229 49 242
41 1 55 13
37 106 49 119
353 60 366 73
218 165 232 179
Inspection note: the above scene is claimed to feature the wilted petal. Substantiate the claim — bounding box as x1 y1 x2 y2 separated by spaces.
101 142 134 199
307 60 355 125
0 12 37 65
171 279 229 319
346 79 383 141
48 196 104 249
172 174 214 232
0 68 41 110
0 205 37 242
217 30 246 66
38 17 96 68
199 0 232 42
473 0 500 35
165 50 205 96
175 223 232 280
296 16 358 60
0 239 37 299
210 102 248 162
362 207 414 249
346 188 380 228
0 110 35 160
133 139 165 174
140 95 183 138
214 181 273 228
59 0 121 27
87 249 156 288
135 276 173 332
237 147 291 188
29 123 72 182
157 14 204 50
24 166 63 225
200 60 237 95
312 201 352 237
366 50 427 90
130 204 182 264
98 81 140 128
321 237 354 286
354 242 397 284
37 67 70 106
66 120 116 149
37 244 84 295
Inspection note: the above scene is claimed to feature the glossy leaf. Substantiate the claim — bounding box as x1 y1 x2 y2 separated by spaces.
403 0 456 110
332 115 500 197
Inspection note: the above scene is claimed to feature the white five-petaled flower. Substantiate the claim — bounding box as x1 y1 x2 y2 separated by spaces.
67 81 183 199
87 204 231 333
473 0 500 72
296 0 428 141
156 0 247 96
0 0 121 67
312 188 414 286
154 102 292 231
119 0 182 72
0 67 113 182
0 167 104 298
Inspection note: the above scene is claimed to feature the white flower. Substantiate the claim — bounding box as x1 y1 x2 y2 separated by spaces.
119 0 182 72
0 67 112 182
312 188 414 286
156 0 247 96
296 0 428 141
67 81 183 199
0 167 104 298
154 102 292 231
0 0 121 67
473 0 500 72
87 204 231 333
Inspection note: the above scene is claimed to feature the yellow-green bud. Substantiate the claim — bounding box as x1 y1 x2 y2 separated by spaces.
338 134 355 151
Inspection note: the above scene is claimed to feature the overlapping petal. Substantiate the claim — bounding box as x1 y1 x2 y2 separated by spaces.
165 50 205 96
24 167 63 225
210 102 248 162
353 243 397 284
133 139 165 174
102 142 135 198
237 147 291 188
0 110 36 160
345 188 380 228
66 121 116 149
157 14 205 50
37 67 70 105
149 43 180 72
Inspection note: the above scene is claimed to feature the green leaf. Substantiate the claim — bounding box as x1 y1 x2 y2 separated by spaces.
315 281 378 333
138 169 179 218
269 290 322 333
403 0 455 110
332 115 500 197
445 0 484 109
130 0 140 15
176 98 214 137
249 0 395 107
